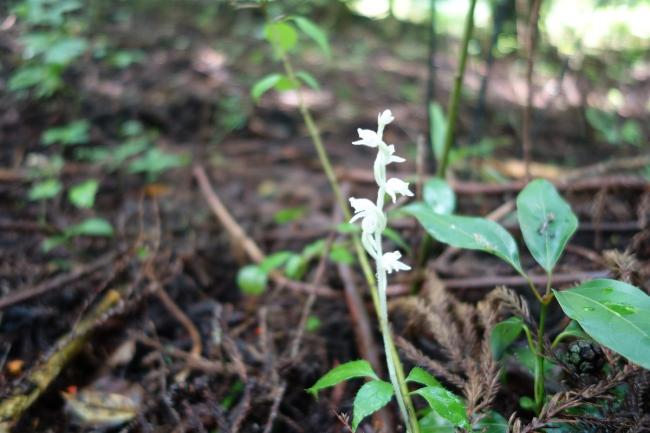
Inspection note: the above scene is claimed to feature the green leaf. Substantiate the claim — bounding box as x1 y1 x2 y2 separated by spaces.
516 179 578 273
28 178 62 201
419 410 454 433
475 411 508 433
329 244 355 264
335 222 360 234
406 367 441 388
382 227 410 253
44 36 87 65
65 218 113 237
9 64 63 96
42 120 90 146
284 254 306 280
352 380 394 431
404 206 523 274
296 70 320 90
127 148 190 180
554 279 650 369
251 73 282 101
42 235 67 252
68 179 99 209
511 346 556 375
490 317 524 360
291 16 330 57
263 21 298 56
422 178 456 214
519 396 536 411
274 75 298 91
273 206 306 224
307 360 378 396
237 265 268 295
429 102 446 162
306 315 321 332
412 386 469 429
259 251 293 273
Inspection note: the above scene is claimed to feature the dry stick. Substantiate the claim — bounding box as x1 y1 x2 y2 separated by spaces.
0 250 120 310
0 290 121 431
521 0 542 182
193 165 339 299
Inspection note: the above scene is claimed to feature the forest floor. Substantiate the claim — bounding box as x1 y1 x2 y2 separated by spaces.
0 8 649 433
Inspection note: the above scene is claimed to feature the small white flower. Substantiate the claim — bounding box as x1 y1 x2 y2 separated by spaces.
349 197 385 233
381 251 411 274
379 144 405 165
353 129 382 148
385 178 414 203
377 110 394 130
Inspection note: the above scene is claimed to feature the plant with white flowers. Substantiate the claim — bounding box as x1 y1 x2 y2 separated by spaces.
308 111 470 433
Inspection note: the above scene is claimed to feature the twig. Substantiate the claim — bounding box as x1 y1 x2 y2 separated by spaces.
0 290 122 430
387 270 608 294
193 165 340 299
0 250 120 310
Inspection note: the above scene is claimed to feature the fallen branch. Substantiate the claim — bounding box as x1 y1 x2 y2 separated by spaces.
0 290 122 431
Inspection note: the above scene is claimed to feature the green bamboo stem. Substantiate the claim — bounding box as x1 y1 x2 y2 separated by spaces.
436 0 478 178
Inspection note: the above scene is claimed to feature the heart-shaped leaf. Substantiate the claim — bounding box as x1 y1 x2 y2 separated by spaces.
554 279 650 369
352 380 393 430
405 206 522 274
307 360 378 396
516 179 578 273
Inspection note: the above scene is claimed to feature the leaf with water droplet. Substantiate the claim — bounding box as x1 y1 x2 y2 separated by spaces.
554 279 650 369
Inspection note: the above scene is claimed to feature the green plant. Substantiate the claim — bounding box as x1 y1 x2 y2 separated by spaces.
308 112 475 433
10 0 88 98
406 178 650 414
585 107 644 147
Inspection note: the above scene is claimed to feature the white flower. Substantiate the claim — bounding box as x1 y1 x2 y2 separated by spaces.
385 178 414 203
353 129 382 148
379 144 405 165
381 251 411 274
377 110 394 130
349 197 385 233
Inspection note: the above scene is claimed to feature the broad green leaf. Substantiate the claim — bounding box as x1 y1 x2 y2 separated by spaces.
554 279 650 369
490 317 524 360
291 16 330 57
65 218 113 237
423 178 456 214
251 73 282 101
516 179 578 273
412 386 469 429
404 206 523 274
511 346 556 375
68 179 99 209
296 70 320 90
259 251 293 273
28 178 62 201
9 64 63 96
307 360 378 396
406 367 441 388
263 21 298 56
44 36 87 65
429 102 446 161
237 265 268 295
352 380 394 431
42 120 90 146
127 148 190 180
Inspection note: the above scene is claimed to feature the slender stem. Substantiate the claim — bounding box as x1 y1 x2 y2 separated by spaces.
279 55 381 313
436 0 478 178
534 300 549 412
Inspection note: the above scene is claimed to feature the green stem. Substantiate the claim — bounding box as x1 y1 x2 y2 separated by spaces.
436 0 478 178
279 54 380 313
534 300 549 412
